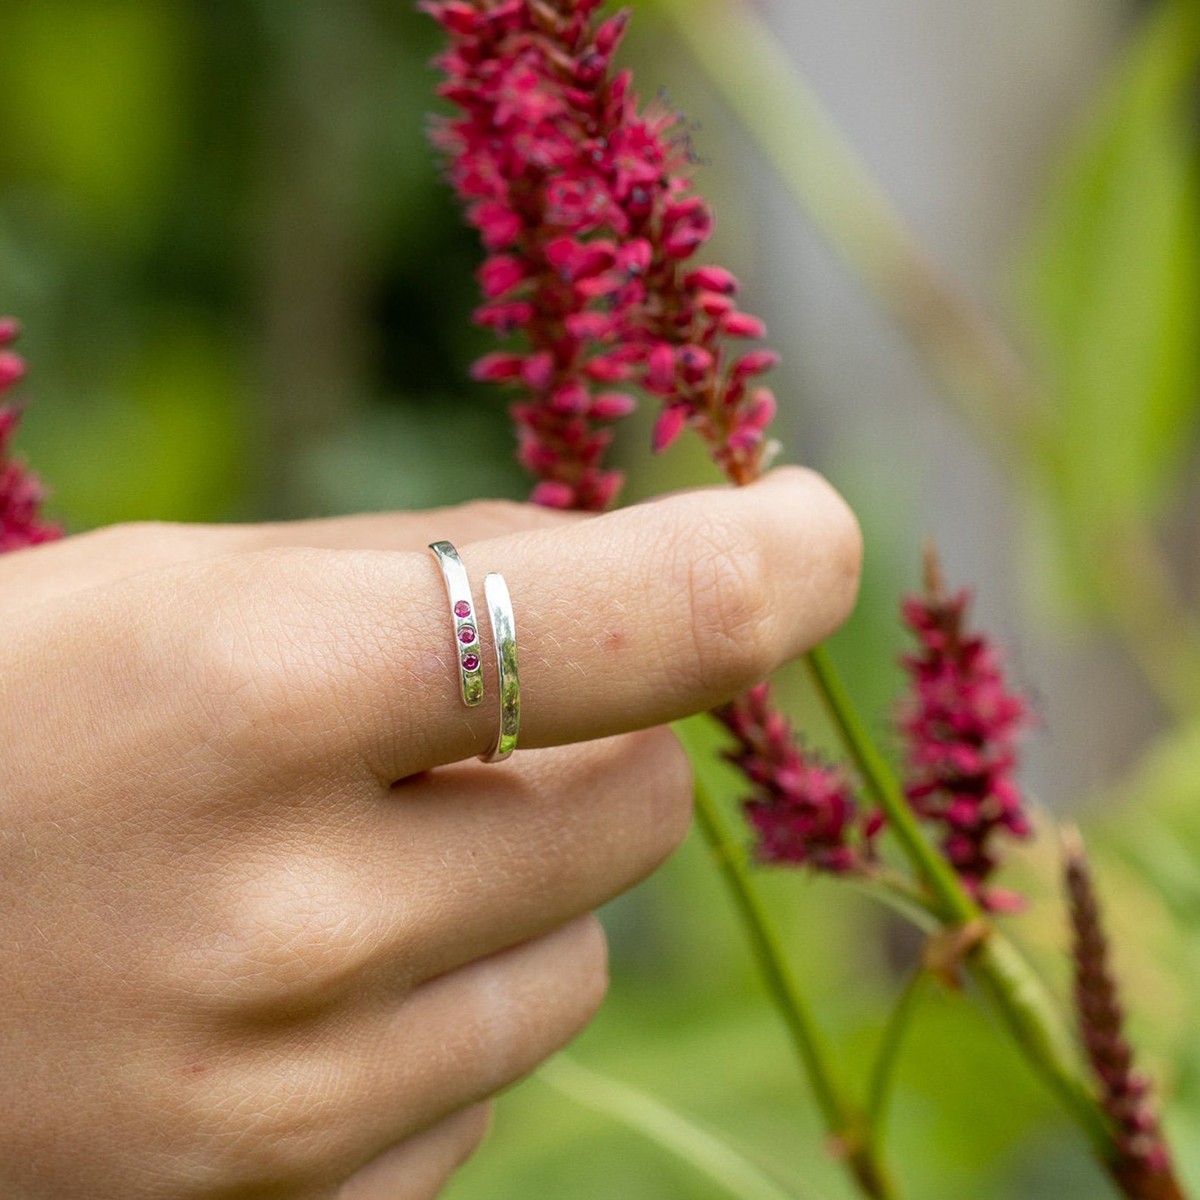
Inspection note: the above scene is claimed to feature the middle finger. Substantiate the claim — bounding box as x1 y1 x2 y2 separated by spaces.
196 729 691 1019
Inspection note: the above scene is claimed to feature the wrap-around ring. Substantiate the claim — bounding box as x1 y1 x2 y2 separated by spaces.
428 542 521 764
479 571 520 764
428 541 484 707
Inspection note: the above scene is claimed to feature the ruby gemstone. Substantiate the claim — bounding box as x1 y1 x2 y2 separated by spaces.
462 653 481 672
459 625 477 644
454 601 472 618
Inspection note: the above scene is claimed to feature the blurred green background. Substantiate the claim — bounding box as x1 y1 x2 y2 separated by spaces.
1 1 1198 1197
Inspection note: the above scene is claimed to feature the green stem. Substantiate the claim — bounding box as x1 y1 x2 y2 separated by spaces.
865 970 928 1154
691 775 898 1200
804 645 977 924
972 935 1112 1157
539 1056 813 1200
803 644 1113 1159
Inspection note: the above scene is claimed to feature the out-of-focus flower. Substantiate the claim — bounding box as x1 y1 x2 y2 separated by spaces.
0 320 61 552
897 546 1029 911
1063 828 1181 1200
716 682 876 873
424 0 778 510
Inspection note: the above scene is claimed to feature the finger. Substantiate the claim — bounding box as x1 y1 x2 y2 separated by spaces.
195 731 691 1016
361 731 693 993
336 1104 491 1200
219 918 604 1192
172 466 860 781
0 501 576 612
365 916 607 1146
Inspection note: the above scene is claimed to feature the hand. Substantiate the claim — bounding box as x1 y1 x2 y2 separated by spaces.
0 467 860 1199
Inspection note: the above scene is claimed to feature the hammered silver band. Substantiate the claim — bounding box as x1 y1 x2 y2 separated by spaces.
479 571 520 763
428 541 484 707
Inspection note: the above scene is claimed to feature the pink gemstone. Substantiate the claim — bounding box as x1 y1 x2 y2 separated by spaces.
454 601 471 619
459 625 477 645
462 653 480 672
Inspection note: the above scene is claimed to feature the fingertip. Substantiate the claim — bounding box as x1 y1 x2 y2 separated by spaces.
743 465 864 644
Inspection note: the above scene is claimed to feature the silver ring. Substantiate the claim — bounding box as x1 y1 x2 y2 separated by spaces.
428 541 484 707
479 571 520 763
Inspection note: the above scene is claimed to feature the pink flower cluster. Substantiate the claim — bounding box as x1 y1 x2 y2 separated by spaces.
0 320 60 553
897 554 1030 911
715 683 875 874
424 0 778 510
427 3 1031 911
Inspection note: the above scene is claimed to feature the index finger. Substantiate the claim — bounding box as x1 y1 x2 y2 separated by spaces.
189 467 861 782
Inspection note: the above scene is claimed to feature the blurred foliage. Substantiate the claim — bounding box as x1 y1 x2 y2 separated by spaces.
1021 0 1200 618
1 1 1198 1198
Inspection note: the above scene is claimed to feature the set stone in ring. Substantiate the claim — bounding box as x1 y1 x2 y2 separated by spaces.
428 541 520 763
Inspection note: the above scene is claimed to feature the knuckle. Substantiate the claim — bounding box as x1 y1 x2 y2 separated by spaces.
105 518 183 543
187 864 390 1015
457 497 576 536
138 1054 339 1192
74 519 195 557
197 1060 345 1189
457 498 530 531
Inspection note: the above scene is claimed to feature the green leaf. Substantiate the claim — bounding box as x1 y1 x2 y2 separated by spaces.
1023 2 1200 535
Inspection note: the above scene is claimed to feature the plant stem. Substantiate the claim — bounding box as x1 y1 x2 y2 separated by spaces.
539 1056 813 1200
691 775 899 1200
804 646 976 925
972 934 1111 1158
865 969 928 1155
803 644 1113 1159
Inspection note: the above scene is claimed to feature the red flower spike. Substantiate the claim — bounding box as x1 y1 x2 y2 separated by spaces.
651 404 688 455
723 312 767 339
425 0 782 507
684 265 739 295
521 351 556 390
478 254 528 298
715 683 875 875
0 321 62 551
645 343 677 394
530 479 576 509
897 544 1030 910
1063 828 1183 1199
0 352 26 391
732 350 781 379
590 391 637 420
471 352 526 383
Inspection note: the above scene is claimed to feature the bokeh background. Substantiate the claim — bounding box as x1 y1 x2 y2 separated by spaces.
1 1 1198 1196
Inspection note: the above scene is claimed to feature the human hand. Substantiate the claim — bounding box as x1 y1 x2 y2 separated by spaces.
0 467 860 1199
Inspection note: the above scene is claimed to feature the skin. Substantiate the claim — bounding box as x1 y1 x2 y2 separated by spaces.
0 466 861 1199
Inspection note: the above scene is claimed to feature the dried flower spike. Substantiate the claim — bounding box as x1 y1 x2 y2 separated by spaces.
897 544 1029 911
0 320 61 553
1063 827 1182 1200
425 0 778 510
715 681 876 874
